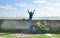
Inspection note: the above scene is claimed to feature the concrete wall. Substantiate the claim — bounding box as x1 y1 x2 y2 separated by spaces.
1 20 31 29
43 20 60 31
49 20 60 31
0 20 60 31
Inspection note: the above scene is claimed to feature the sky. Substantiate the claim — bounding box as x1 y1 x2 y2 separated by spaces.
0 0 60 18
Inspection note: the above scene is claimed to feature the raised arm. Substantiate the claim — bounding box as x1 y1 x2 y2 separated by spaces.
33 9 35 14
27 9 29 13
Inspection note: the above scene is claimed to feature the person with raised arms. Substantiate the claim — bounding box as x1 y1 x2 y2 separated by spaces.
27 9 35 20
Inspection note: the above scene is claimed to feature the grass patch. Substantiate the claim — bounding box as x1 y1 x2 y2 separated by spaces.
0 33 17 38
21 34 60 38
53 34 60 38
0 33 60 38
0 33 9 36
22 34 52 38
4 35 17 38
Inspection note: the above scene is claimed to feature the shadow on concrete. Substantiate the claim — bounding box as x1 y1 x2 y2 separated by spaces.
0 29 60 34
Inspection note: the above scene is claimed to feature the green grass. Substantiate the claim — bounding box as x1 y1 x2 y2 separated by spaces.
4 35 17 38
0 33 60 38
22 34 60 38
0 33 17 38
53 34 60 38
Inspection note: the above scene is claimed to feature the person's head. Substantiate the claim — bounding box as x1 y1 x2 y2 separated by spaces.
30 11 32 13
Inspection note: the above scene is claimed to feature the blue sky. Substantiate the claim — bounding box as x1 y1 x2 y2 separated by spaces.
0 0 60 18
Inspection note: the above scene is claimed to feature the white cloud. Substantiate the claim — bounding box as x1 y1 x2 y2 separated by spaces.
44 6 54 9
20 4 28 7
14 3 35 9
47 3 60 6
34 0 46 4
0 5 16 10
33 6 60 17
46 3 60 11
47 3 53 5
42 6 60 17
14 3 28 7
